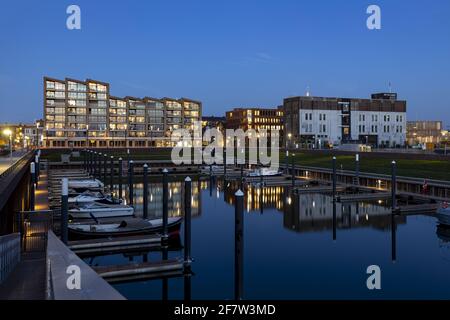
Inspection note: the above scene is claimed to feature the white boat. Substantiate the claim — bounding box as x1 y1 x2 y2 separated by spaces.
68 191 104 204
68 179 104 189
68 192 123 205
68 202 134 219
437 203 450 226
247 167 282 177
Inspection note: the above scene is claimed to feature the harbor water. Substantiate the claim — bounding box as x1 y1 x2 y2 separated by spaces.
82 178 450 299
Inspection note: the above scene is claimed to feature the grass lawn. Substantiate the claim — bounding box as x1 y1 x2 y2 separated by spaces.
280 152 450 181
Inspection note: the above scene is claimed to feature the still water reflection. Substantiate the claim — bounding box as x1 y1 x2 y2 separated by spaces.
84 178 450 299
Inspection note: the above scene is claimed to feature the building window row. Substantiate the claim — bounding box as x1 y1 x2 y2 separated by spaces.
67 82 87 92
46 81 65 91
46 91 65 98
88 83 107 92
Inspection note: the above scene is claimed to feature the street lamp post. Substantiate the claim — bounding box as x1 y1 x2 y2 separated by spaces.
3 129 13 160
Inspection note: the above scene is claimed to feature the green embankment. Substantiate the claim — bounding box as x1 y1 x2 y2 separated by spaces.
41 150 450 181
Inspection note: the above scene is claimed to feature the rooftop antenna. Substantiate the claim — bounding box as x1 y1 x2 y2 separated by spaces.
388 81 392 93
306 86 311 97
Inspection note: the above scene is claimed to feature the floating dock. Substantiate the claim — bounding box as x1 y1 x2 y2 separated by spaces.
397 203 438 215
68 234 164 253
337 192 392 203
92 258 185 283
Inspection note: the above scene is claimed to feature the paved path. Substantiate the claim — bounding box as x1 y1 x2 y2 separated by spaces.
0 252 46 300
0 165 48 300
0 151 27 174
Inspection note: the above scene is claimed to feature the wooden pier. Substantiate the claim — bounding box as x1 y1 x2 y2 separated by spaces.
68 234 171 255
397 203 438 215
337 192 392 203
93 258 185 282
295 185 346 194
245 175 310 187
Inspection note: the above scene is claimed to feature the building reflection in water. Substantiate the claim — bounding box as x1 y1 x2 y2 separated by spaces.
221 181 285 212
123 180 202 219
124 179 406 234
283 192 406 233
218 180 406 233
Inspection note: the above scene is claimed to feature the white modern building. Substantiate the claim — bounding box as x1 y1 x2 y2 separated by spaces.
283 93 407 148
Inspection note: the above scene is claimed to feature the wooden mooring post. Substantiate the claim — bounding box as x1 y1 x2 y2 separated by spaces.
162 168 169 241
110 156 114 193
234 189 244 300
60 178 69 245
184 177 192 269
391 213 397 263
128 160 134 206
118 157 123 200
332 200 337 241
143 164 148 219
332 156 337 201
391 160 397 212
103 153 107 184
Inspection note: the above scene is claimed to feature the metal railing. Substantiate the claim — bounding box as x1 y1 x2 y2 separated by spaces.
0 151 33 181
16 210 55 253
0 151 35 213
283 164 450 187
0 233 21 284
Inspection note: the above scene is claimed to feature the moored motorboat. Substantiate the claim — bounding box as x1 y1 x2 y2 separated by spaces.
247 167 282 177
68 216 183 239
68 179 104 189
68 202 134 219
68 190 122 205
437 202 450 226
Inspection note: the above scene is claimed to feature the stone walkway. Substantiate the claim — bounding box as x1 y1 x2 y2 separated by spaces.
0 251 46 300
0 166 49 300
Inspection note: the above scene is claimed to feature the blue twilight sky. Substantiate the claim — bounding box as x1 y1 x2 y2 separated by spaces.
0 0 449 125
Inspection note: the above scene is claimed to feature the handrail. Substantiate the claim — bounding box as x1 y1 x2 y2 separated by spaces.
0 151 35 212
0 233 21 284
283 164 450 187
0 152 32 181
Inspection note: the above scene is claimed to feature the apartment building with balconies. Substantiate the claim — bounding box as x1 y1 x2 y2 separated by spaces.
43 77 202 148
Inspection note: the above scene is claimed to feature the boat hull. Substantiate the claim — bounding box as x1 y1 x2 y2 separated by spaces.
68 217 183 239
437 207 450 226
68 208 134 219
